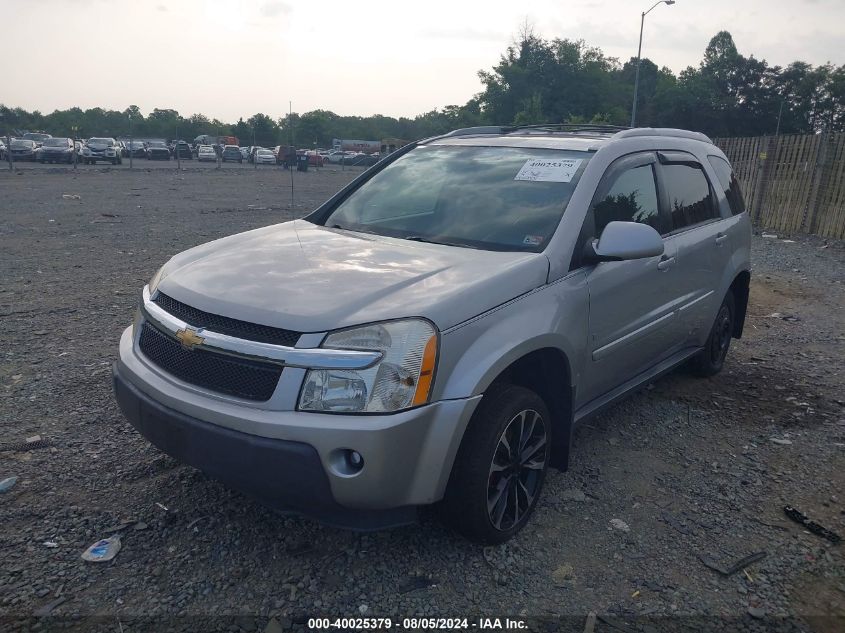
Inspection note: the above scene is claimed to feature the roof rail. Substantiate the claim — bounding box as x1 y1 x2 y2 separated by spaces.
510 123 630 134
612 127 713 144
440 126 512 137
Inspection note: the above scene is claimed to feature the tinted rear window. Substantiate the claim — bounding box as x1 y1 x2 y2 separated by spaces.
663 163 718 231
707 155 746 216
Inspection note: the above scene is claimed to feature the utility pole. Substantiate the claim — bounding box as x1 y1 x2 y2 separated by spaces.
71 125 78 170
129 112 133 169
289 101 294 209
176 124 181 170
6 134 12 171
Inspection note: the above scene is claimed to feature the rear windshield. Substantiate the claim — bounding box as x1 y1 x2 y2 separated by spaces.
315 144 592 252
88 138 113 145
11 140 35 147
43 138 69 147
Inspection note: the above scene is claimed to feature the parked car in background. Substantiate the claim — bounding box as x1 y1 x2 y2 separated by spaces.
340 152 378 166
82 137 122 164
254 148 276 165
9 139 38 161
123 141 147 158
240 146 252 161
295 150 325 167
0 138 7 160
222 145 243 163
22 132 51 146
174 141 192 160
197 145 217 162
74 140 84 157
325 150 348 164
146 141 171 160
37 137 75 163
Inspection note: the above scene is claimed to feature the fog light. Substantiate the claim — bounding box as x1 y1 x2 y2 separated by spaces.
329 448 365 476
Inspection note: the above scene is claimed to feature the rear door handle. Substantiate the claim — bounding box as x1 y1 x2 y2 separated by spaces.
657 255 675 271
715 232 728 246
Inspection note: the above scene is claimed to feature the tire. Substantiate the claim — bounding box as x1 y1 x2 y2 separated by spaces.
441 384 551 544
691 291 735 377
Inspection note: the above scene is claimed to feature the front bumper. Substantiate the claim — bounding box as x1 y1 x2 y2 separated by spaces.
114 325 480 527
40 152 73 161
85 153 118 162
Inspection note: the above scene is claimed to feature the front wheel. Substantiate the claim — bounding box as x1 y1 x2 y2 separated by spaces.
441 384 551 544
691 292 735 377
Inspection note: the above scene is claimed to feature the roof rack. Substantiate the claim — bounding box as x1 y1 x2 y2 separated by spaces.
435 125 713 144
510 123 630 134
612 127 713 144
440 126 511 137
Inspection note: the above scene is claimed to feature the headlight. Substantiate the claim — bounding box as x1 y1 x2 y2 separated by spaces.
298 319 438 413
148 266 166 294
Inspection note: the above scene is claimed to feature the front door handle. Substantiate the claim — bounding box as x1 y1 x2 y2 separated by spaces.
657 255 675 271
715 232 728 246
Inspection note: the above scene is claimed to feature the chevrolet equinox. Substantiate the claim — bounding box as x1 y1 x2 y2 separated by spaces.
113 125 751 543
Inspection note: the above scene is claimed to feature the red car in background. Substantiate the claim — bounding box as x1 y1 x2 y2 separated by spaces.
297 150 325 166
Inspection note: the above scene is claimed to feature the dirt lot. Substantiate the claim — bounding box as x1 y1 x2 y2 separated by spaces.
1 167 843 633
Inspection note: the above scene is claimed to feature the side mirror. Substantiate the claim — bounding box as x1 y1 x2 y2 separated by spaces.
583 221 664 263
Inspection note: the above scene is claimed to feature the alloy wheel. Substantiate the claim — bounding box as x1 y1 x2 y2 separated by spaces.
487 409 547 531
710 307 732 365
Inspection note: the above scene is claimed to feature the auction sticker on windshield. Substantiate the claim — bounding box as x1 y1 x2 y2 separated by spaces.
514 158 582 183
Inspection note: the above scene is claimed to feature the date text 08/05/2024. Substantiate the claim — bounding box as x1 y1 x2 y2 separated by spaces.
307 617 528 630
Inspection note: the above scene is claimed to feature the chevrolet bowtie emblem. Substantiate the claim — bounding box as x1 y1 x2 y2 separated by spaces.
175 327 205 349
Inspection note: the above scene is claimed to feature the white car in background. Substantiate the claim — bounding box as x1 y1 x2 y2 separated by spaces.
197 145 217 162
254 148 276 165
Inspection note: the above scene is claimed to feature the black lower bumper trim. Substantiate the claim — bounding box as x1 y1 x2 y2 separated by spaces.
112 363 416 530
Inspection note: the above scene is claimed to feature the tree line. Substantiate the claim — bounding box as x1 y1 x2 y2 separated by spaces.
1 30 842 148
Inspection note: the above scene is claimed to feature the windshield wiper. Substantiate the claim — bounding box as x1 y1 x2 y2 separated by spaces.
404 235 478 249
330 224 379 236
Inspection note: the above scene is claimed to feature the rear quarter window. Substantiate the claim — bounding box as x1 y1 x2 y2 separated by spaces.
662 163 719 231
707 155 746 215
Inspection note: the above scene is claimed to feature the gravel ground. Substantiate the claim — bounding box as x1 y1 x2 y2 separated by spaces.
1 168 843 633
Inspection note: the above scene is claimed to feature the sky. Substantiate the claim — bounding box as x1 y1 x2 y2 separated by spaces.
2 0 843 122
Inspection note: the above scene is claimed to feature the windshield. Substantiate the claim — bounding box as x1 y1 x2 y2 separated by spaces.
43 138 68 147
24 133 50 141
12 140 34 147
148 142 166 148
316 145 592 252
88 138 112 145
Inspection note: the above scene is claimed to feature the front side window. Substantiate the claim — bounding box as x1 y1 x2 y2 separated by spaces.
592 164 660 236
663 163 718 231
316 145 593 252
707 155 746 216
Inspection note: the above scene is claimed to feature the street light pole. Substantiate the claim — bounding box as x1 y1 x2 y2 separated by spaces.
630 0 675 127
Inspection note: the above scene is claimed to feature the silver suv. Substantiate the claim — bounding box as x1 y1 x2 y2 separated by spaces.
113 125 751 543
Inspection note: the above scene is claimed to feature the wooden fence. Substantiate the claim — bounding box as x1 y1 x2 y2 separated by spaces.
714 132 845 240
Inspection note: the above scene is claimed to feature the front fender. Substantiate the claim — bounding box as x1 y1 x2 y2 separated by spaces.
434 271 589 402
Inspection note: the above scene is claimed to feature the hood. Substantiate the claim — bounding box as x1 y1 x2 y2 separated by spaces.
157 220 549 333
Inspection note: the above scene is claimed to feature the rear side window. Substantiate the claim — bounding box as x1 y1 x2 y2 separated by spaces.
592 164 660 236
707 155 746 215
662 163 718 231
